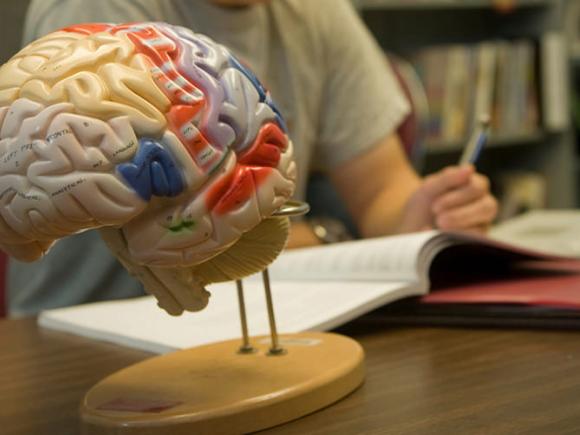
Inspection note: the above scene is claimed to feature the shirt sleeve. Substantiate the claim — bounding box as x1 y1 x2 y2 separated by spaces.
313 0 410 170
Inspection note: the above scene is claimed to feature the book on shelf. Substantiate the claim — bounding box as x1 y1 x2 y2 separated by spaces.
410 38 540 148
441 45 471 142
473 42 497 133
387 53 430 166
412 46 447 141
39 229 580 354
540 32 569 131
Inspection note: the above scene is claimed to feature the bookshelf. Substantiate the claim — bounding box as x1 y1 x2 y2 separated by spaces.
566 0 580 206
356 0 577 211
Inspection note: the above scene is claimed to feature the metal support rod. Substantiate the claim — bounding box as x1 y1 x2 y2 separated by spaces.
262 268 286 355
232 200 307 356
236 280 255 354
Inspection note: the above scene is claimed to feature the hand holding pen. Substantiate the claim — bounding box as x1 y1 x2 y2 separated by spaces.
401 116 498 233
431 116 496 231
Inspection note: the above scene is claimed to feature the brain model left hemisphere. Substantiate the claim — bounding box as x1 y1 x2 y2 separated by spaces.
0 22 296 315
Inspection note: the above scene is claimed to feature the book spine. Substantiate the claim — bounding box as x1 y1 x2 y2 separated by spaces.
541 32 569 132
441 45 470 143
473 42 497 132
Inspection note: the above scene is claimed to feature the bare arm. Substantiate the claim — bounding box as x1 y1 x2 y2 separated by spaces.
286 133 417 249
286 131 497 248
330 133 421 237
286 221 321 248
330 133 498 237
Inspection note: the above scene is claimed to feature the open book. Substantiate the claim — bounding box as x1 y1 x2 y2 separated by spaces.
39 229 580 354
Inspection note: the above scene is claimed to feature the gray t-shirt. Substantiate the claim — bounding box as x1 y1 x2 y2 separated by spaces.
9 0 409 315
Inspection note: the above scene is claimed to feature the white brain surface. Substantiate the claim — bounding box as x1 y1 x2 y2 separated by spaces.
0 22 296 315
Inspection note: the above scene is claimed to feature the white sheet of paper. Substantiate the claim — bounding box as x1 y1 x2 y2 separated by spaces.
490 209 580 257
40 278 415 354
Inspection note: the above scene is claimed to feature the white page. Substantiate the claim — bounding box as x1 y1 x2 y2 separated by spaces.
41 227 569 355
490 210 580 257
39 278 419 354
266 230 438 282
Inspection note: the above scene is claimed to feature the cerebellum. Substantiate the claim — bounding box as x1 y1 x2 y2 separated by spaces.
0 22 296 315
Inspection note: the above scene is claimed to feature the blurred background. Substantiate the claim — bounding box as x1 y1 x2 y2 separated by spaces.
0 0 28 64
2 0 580 223
352 0 580 223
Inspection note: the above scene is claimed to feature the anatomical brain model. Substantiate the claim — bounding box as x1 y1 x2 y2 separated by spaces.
0 22 296 315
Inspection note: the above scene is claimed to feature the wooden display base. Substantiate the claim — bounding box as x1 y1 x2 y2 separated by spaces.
81 332 365 435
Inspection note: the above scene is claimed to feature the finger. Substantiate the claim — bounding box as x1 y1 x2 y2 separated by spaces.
436 196 498 229
432 173 490 213
435 195 498 230
421 165 475 199
455 224 490 235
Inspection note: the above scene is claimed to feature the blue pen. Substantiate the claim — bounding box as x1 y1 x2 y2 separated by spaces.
432 115 490 230
459 115 490 165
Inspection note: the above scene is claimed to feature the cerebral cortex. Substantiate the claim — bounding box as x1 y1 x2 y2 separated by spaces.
0 22 296 315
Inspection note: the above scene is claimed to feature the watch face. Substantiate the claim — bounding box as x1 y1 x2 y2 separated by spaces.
310 217 353 244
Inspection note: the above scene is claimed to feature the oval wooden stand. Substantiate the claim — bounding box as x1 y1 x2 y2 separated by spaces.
81 332 365 434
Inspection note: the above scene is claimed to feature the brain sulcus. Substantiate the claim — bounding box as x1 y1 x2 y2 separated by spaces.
0 22 296 315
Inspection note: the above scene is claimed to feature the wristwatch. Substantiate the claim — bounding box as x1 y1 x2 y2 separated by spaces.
308 217 353 244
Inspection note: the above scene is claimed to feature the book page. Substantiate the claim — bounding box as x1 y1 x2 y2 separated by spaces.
39 278 420 354
266 230 438 283
40 228 576 354
490 210 580 257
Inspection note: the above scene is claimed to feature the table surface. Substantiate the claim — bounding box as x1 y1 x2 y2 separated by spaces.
3 316 580 435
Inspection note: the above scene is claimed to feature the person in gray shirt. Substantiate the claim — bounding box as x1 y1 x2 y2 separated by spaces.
8 0 497 315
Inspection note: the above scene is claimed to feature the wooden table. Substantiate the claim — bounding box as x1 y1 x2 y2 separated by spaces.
3 316 580 435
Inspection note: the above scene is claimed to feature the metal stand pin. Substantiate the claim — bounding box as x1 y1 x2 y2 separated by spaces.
234 200 310 357
236 279 256 354
262 268 285 356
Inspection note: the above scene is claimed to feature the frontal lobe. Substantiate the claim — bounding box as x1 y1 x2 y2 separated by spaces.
0 22 296 314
